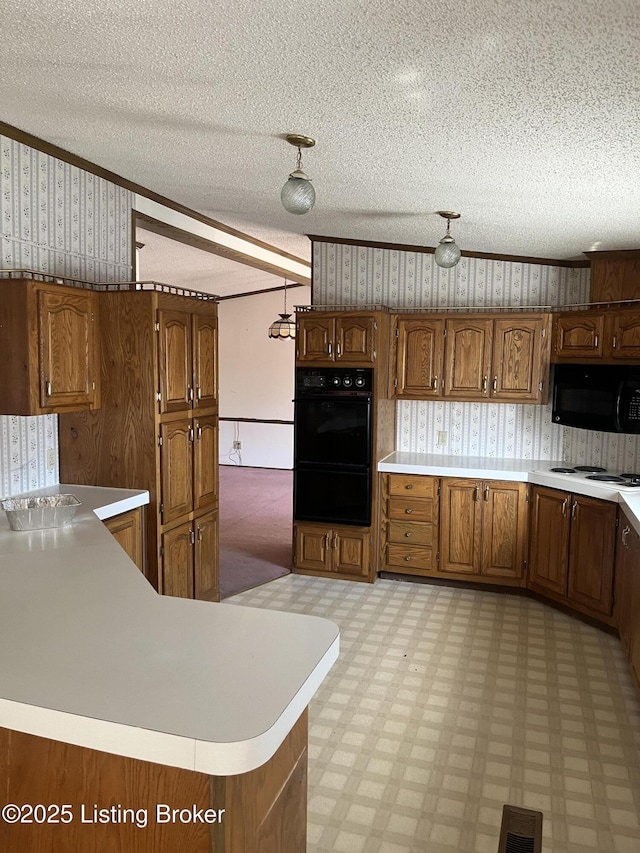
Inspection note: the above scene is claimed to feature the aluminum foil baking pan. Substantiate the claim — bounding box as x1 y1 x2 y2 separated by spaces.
1 494 81 531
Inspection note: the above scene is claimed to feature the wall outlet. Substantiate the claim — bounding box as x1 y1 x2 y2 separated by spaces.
233 440 242 450
437 431 448 446
46 449 56 471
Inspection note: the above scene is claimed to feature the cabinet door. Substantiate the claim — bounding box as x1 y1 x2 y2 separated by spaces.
567 496 616 616
443 318 493 399
528 487 570 596
553 313 604 359
439 479 482 574
160 420 194 524
628 526 640 684
614 516 636 653
161 521 194 598
296 316 335 362
158 310 192 413
193 415 218 512
194 509 219 601
335 315 376 363
192 313 218 409
491 318 545 402
294 524 332 571
332 528 370 577
104 509 144 573
394 318 445 397
481 481 527 579
38 289 98 410
606 311 640 360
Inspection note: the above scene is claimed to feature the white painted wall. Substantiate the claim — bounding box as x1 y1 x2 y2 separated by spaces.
218 284 310 469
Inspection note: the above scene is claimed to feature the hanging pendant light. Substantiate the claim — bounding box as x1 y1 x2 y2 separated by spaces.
434 211 462 268
281 134 316 214
268 279 296 339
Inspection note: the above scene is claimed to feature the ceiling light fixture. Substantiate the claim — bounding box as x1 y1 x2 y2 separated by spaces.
281 134 316 215
268 278 296 340
434 211 462 268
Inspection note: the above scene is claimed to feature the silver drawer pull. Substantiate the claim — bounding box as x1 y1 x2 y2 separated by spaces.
405 556 411 561
405 483 413 490
405 531 412 538
405 508 413 514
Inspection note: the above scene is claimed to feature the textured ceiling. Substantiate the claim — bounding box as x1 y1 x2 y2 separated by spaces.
2 0 639 264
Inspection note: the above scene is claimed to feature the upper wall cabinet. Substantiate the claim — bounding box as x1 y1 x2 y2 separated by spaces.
552 309 640 362
158 310 218 413
0 280 100 415
296 313 377 364
393 313 550 403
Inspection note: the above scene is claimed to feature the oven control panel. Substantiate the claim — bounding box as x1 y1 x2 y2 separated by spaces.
296 367 374 395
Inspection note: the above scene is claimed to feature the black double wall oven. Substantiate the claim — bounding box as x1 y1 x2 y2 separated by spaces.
294 367 374 527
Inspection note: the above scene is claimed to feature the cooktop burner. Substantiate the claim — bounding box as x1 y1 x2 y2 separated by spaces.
550 467 576 473
586 474 626 483
575 465 607 473
621 473 640 479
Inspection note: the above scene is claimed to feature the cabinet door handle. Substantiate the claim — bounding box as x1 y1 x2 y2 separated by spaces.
197 424 202 440
190 528 196 545
405 508 413 514
595 334 600 348
197 525 203 541
571 500 578 519
188 426 195 442
622 525 630 547
484 485 490 501
196 385 202 400
336 342 341 357
332 533 338 549
492 377 497 391
405 555 411 562
405 483 413 490
328 342 332 355
474 485 480 501
432 375 438 391
562 498 568 516
482 376 488 393
187 385 194 403
45 379 52 397
323 533 329 548
405 531 412 538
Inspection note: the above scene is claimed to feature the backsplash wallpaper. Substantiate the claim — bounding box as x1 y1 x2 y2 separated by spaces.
313 240 605 463
0 133 133 497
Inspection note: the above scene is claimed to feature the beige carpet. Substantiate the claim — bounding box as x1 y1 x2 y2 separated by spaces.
219 465 292 599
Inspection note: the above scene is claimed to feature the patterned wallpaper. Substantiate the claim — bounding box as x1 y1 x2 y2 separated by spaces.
0 134 133 498
313 241 592 462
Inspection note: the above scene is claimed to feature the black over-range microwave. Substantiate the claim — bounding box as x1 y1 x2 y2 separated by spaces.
552 364 640 433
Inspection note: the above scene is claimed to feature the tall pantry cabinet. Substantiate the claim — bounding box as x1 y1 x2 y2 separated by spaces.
59 286 219 601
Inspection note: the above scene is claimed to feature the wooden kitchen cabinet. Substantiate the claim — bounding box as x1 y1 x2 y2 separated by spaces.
60 287 219 602
0 279 100 415
393 317 444 397
296 311 377 364
103 508 144 573
293 522 371 580
381 474 439 577
614 512 637 654
439 478 527 583
553 308 640 362
392 312 550 403
528 486 617 620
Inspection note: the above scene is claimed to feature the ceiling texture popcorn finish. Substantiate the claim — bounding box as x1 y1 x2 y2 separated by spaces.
1 0 639 263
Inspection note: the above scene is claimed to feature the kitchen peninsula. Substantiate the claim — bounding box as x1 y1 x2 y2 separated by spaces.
0 485 339 852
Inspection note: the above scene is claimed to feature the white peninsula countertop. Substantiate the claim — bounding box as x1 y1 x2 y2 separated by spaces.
0 484 339 776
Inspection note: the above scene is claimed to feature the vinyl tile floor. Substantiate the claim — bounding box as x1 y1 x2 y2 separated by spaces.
229 574 640 853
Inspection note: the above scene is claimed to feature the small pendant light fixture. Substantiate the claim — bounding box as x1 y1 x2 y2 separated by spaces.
434 211 462 268
281 134 316 214
268 278 296 340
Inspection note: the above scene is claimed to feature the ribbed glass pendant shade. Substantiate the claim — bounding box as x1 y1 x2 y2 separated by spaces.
281 173 316 215
268 314 296 339
434 235 461 268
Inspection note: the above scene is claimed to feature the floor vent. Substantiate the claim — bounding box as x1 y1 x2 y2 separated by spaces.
497 804 543 853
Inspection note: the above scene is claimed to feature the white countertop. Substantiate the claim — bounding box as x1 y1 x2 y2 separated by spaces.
0 485 339 776
378 452 640 536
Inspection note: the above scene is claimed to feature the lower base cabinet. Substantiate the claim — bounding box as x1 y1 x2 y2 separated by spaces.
615 512 640 686
103 508 144 574
439 478 528 584
293 523 371 581
162 509 219 601
380 474 439 577
0 709 308 853
528 486 616 620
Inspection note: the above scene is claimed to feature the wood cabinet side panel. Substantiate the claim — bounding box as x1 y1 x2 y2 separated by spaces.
104 508 144 573
0 282 34 414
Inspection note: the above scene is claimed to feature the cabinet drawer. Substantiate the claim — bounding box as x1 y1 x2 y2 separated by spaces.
387 544 433 571
388 474 437 498
388 521 433 546
388 497 434 522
